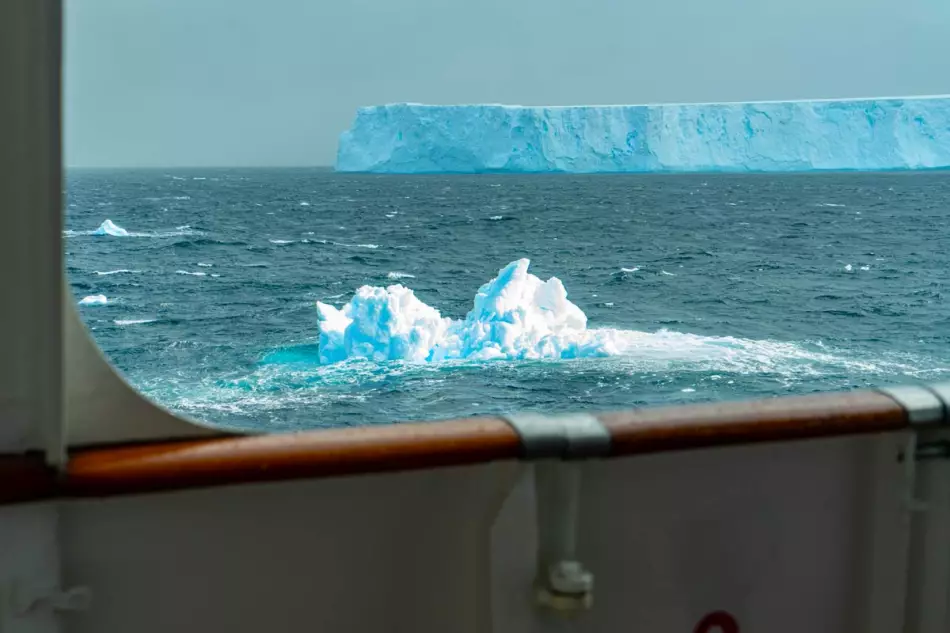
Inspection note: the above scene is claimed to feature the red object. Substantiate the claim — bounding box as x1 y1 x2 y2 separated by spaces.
694 611 739 633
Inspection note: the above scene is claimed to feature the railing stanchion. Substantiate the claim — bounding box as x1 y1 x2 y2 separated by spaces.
904 428 950 633
533 461 592 614
501 411 610 617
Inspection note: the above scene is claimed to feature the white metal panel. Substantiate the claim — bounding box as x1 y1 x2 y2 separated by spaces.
60 462 521 633
491 434 910 633
0 504 63 633
0 0 64 460
851 431 914 633
904 429 950 633
52 432 930 632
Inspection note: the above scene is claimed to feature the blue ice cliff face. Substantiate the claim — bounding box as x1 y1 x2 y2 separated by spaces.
335 97 950 173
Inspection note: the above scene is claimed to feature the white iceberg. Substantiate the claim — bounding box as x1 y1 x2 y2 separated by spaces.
318 259 635 364
315 260 921 377
79 294 108 306
336 96 950 173
92 219 130 236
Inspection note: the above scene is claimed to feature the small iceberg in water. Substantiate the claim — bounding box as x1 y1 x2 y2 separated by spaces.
92 219 129 237
313 259 905 377
79 294 108 306
317 259 614 364
65 220 198 239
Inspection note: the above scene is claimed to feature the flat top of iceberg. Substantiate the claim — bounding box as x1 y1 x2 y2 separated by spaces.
339 94 950 174
361 94 950 111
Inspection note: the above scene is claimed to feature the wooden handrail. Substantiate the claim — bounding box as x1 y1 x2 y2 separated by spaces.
602 391 906 454
64 417 521 497
0 389 918 504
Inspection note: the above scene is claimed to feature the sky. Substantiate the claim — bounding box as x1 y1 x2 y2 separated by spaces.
65 0 950 168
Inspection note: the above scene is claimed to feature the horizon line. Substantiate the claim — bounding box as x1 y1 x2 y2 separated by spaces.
66 164 336 170
361 93 950 110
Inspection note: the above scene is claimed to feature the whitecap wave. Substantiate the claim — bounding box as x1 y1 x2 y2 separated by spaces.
175 270 207 276
387 272 415 280
79 294 108 306
65 219 200 238
114 318 156 326
95 269 141 276
331 242 380 249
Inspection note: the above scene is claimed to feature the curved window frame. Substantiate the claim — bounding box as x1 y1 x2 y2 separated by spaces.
0 0 943 495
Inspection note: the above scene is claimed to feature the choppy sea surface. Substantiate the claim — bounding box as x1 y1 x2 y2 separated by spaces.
66 168 950 431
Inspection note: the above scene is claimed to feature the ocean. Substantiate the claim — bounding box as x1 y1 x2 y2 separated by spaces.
65 168 950 432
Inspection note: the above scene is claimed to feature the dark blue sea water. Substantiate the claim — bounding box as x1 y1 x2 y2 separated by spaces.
65 168 950 432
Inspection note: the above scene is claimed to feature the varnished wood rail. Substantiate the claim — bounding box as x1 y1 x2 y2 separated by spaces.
0 389 916 504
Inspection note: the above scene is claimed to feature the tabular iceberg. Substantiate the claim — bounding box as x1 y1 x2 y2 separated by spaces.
335 96 950 174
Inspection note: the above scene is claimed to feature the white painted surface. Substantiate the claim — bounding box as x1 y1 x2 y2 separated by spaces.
905 429 950 633
61 463 521 633
491 434 910 633
0 0 64 460
0 504 63 633
852 431 915 633
52 433 922 633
